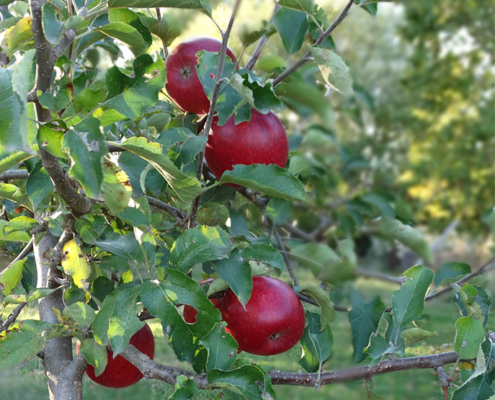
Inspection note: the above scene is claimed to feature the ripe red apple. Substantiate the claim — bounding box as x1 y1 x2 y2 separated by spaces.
204 110 289 182
165 37 237 115
221 276 305 356
77 324 155 388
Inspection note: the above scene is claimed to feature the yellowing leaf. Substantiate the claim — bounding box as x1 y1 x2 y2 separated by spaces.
1 17 33 57
61 239 90 288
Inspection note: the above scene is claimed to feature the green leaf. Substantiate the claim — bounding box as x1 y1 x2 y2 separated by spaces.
140 272 221 371
266 197 293 225
26 162 53 211
290 242 356 284
3 287 61 304
311 47 354 95
0 320 54 369
103 55 166 119
0 259 25 295
434 262 471 287
238 21 271 48
275 82 332 127
93 282 144 355
61 239 90 288
242 244 285 273
401 327 437 345
170 226 233 273
142 14 181 47
391 265 434 330
273 8 308 54
196 202 229 226
199 322 238 371
453 374 494 400
79 338 108 377
42 4 63 44
364 332 405 360
276 0 315 14
96 233 142 262
109 9 153 46
63 302 96 327
0 182 30 208
348 292 385 363
37 124 66 159
0 65 30 152
62 129 104 199
299 311 333 373
221 164 306 202
454 316 485 360
376 217 433 264
361 192 395 218
115 137 202 204
101 160 132 216
0 148 34 175
95 22 147 55
300 285 336 327
207 365 267 400
214 249 252 308
0 220 30 242
108 0 212 17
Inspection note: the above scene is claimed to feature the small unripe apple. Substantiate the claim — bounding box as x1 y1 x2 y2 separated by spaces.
221 276 305 355
165 37 237 115
205 110 289 181
77 324 155 388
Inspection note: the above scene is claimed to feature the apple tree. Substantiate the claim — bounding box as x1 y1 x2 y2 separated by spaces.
0 0 493 399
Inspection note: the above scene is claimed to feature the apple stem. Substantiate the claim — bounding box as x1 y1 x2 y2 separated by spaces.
274 226 300 287
187 0 243 229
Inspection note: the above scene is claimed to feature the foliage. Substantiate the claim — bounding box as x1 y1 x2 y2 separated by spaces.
0 1 492 400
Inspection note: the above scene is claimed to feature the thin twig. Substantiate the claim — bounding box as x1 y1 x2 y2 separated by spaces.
356 267 406 285
188 0 243 228
0 170 29 181
0 238 34 278
425 258 495 301
274 227 299 286
0 303 27 333
155 8 169 58
146 196 191 225
272 0 355 87
245 5 279 70
435 366 450 400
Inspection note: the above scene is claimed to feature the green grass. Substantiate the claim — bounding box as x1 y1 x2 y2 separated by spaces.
1 277 493 400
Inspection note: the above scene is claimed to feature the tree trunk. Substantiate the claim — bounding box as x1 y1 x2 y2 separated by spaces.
34 232 83 400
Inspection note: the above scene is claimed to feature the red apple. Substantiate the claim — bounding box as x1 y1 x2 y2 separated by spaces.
204 110 289 182
220 276 305 356
165 37 237 115
77 324 155 388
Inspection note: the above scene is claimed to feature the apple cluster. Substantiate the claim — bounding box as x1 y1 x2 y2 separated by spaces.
79 38 303 389
165 37 290 179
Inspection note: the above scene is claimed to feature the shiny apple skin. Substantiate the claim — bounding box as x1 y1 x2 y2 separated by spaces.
165 37 237 115
77 324 155 388
221 276 305 356
205 110 289 182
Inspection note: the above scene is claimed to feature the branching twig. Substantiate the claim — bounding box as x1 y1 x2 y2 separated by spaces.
146 195 189 225
245 5 279 70
272 0 355 87
425 258 495 301
435 366 450 400
188 0 243 228
120 345 462 388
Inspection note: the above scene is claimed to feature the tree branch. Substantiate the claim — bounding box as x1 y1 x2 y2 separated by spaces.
245 5 279 70
146 195 189 225
120 345 462 388
188 0 243 228
272 0 355 87
425 258 495 301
